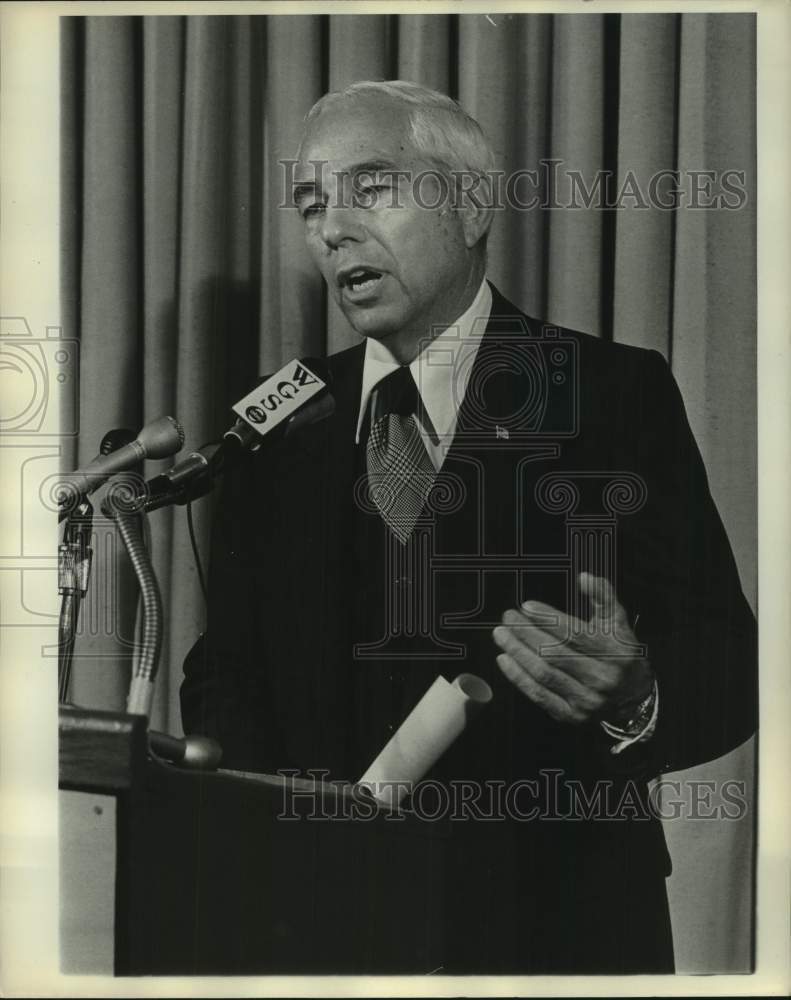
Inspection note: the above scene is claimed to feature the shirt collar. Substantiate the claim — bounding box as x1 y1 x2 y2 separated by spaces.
354 277 493 444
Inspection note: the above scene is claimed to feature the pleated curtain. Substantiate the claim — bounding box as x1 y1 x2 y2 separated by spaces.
60 13 756 973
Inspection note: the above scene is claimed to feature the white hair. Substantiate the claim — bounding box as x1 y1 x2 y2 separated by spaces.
303 79 496 181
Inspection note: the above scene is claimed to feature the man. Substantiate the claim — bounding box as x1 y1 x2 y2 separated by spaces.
182 81 757 974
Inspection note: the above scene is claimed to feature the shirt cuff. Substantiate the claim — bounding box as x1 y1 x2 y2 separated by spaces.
600 679 659 755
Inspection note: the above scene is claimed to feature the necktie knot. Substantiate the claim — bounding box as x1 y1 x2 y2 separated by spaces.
372 365 419 421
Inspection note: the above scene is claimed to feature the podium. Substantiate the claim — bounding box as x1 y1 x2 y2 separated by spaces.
59 707 449 975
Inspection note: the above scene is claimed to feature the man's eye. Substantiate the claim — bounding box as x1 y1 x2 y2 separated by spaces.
355 184 391 205
301 202 325 219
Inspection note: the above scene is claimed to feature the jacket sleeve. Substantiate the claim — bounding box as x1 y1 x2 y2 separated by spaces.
621 348 757 774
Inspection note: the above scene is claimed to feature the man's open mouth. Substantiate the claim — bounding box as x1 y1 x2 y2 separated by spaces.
340 268 383 293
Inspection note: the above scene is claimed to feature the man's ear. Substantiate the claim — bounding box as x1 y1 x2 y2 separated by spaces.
458 173 494 250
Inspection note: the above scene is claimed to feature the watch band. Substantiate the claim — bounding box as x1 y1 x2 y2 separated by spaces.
600 679 659 754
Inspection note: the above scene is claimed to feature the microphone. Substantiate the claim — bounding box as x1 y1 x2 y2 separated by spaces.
133 443 223 512
224 357 334 452
148 730 222 770
59 415 185 499
61 428 137 517
224 390 335 452
145 442 223 495
120 360 335 514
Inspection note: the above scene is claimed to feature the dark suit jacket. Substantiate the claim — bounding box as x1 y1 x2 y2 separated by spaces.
182 283 757 973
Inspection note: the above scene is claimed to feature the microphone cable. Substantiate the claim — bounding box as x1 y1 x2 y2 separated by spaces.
187 499 209 612
184 437 221 616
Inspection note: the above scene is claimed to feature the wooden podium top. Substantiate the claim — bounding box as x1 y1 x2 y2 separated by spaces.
59 704 404 817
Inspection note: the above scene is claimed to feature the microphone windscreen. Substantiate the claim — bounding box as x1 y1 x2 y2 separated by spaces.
137 415 185 458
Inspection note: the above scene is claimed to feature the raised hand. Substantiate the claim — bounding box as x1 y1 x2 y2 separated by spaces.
493 572 654 726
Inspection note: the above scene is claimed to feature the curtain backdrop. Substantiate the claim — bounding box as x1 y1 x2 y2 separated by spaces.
60 12 757 973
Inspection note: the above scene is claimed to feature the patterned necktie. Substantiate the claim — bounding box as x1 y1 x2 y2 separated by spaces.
365 365 436 544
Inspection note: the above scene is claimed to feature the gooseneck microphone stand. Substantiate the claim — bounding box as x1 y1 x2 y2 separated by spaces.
57 419 222 766
58 498 94 703
100 493 163 717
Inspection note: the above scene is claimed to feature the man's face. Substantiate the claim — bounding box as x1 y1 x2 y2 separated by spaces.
294 96 478 349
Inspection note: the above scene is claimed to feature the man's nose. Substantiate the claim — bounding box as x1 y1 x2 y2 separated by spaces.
318 205 366 250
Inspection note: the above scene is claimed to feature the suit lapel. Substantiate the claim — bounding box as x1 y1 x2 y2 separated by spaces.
432 284 568 625
449 282 563 445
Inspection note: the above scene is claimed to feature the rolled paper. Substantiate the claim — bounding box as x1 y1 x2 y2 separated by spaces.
358 673 494 807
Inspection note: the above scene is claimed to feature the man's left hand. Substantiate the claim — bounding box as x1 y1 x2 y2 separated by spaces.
493 572 654 727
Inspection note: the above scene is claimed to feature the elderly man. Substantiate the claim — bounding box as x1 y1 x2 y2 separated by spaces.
182 81 757 974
